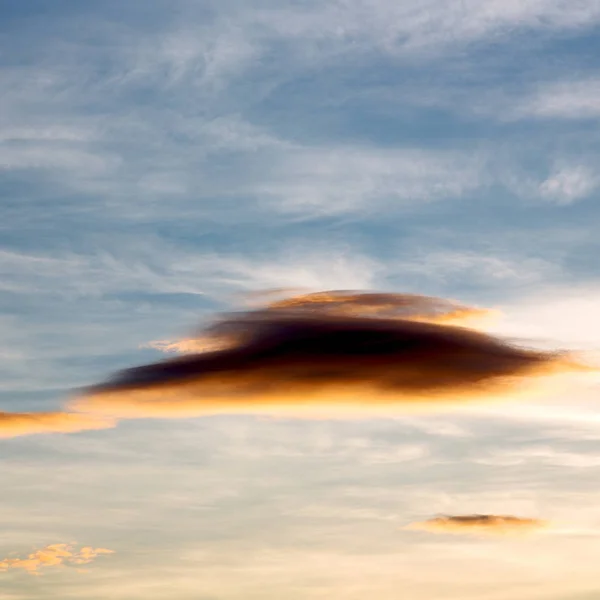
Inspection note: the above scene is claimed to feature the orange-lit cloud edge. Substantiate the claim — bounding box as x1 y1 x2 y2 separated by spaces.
0 543 114 575
0 411 116 439
145 290 499 355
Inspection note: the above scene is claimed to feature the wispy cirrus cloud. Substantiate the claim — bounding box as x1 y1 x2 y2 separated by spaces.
511 78 600 120
389 250 559 289
58 0 600 103
173 0 600 65
253 146 484 216
3 0 599 225
0 242 381 298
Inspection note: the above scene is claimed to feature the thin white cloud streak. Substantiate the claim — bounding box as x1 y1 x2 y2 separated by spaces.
512 78 600 120
472 403 600 434
0 243 382 298
387 249 560 291
0 83 487 218
124 23 261 91
189 0 600 63
474 445 600 468
358 72 600 135
255 147 485 216
496 160 599 205
0 145 116 176
3 1 599 219
1 62 487 216
0 125 95 143
539 165 598 204
199 247 383 292
84 0 600 109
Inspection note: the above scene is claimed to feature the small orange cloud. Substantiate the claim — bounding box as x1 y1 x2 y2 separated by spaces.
0 411 116 439
406 514 549 536
0 544 114 575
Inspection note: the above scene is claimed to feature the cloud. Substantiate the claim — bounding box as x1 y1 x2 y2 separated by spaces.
70 290 591 419
392 250 559 288
0 11 491 223
263 291 495 325
146 291 497 354
0 244 381 299
253 146 483 217
0 543 114 575
4 0 600 229
0 411 116 439
475 445 600 468
143 338 217 355
497 162 599 206
168 0 600 68
406 514 548 536
539 166 598 205
512 78 600 120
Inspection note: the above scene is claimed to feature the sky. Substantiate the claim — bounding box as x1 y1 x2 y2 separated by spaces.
2 0 600 598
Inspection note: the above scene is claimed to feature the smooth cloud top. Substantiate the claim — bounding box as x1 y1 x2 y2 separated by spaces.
145 291 497 355
0 544 114 575
71 291 591 419
264 291 497 325
0 411 116 439
406 514 549 536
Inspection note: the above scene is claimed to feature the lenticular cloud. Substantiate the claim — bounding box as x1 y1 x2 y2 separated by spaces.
71 290 592 419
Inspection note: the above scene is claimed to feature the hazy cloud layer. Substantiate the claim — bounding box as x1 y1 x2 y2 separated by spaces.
72 291 590 419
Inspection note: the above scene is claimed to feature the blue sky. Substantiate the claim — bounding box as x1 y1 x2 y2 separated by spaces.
2 1 600 598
